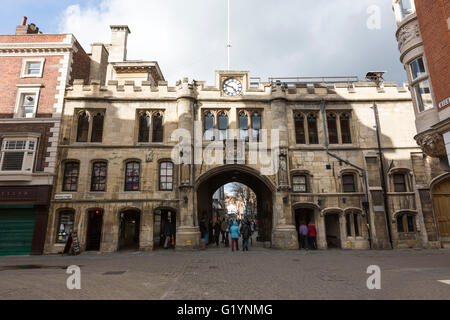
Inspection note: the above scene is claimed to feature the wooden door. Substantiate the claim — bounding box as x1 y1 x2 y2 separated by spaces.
432 177 450 239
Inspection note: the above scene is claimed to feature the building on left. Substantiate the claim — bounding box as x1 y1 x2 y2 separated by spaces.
0 17 90 255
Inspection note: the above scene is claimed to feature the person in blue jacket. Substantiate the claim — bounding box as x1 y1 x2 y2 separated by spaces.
230 221 240 252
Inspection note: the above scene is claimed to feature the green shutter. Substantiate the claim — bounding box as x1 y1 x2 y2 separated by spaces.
0 208 36 256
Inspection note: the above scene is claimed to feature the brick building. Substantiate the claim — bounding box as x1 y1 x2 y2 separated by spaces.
42 24 447 254
392 0 450 246
0 17 90 255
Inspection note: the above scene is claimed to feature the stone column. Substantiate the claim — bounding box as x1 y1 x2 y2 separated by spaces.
270 84 298 249
316 210 328 249
139 204 153 251
175 79 201 250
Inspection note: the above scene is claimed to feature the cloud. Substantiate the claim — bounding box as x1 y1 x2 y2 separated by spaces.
59 0 406 85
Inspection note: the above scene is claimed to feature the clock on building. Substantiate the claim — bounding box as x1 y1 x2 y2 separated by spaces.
222 78 242 96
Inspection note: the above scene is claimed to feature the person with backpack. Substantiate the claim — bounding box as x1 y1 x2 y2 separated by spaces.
230 221 240 252
241 220 252 251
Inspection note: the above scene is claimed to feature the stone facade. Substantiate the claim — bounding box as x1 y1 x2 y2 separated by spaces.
42 24 447 254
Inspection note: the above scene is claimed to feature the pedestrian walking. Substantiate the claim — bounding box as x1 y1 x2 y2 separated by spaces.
214 219 221 246
221 218 228 243
299 223 309 250
241 220 251 251
308 223 317 250
230 221 240 252
163 218 172 249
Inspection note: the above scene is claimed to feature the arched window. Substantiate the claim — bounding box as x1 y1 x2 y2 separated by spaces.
91 162 107 192
340 113 352 144
307 114 318 144
397 213 416 233
342 173 356 193
251 112 261 142
393 173 407 192
138 113 150 143
125 161 140 191
294 113 306 144
239 112 249 142
327 113 338 144
152 113 164 143
346 212 360 237
159 161 174 191
62 162 80 192
91 113 104 143
56 210 75 243
76 112 90 142
204 112 215 141
218 112 228 141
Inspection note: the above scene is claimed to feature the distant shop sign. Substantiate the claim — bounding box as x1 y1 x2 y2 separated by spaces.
439 97 450 109
55 194 73 200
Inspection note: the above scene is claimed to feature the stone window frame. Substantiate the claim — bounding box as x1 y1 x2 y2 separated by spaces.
394 210 418 234
326 111 353 145
201 109 231 142
74 109 106 144
20 58 45 78
290 170 313 194
338 169 362 193
159 160 174 191
89 160 108 193
388 168 413 193
293 111 320 145
407 55 435 114
14 87 41 118
124 159 141 192
61 160 80 192
236 109 264 143
135 109 165 144
344 208 364 239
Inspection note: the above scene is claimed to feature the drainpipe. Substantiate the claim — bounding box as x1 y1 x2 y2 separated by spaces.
320 100 373 249
372 101 393 249
192 80 198 227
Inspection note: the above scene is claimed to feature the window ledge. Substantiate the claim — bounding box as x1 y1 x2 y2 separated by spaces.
0 173 33 181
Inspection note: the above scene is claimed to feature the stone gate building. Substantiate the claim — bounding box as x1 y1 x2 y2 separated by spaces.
43 25 447 254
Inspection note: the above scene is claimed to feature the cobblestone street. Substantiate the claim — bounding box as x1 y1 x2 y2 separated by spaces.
1 246 449 300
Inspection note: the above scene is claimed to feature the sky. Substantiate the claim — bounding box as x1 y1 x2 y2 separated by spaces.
0 0 407 85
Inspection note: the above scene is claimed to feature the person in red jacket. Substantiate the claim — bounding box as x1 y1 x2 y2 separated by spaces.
308 223 317 250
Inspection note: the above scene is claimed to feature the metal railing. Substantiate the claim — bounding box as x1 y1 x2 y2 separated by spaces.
250 76 359 87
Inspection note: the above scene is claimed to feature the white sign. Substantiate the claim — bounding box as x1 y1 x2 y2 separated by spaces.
439 97 450 109
55 193 73 200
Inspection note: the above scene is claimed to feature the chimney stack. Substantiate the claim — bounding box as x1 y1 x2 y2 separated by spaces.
21 16 27 26
15 17 41 35
109 25 131 62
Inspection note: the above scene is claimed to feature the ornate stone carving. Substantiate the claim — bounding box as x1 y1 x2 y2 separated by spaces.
278 148 289 187
415 133 446 158
397 22 420 52
146 150 153 162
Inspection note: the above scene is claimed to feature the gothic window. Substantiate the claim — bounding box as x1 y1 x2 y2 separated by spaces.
307 114 319 144
346 212 360 237
239 112 249 142
125 161 140 191
63 162 80 192
138 113 150 143
91 162 107 192
76 112 90 142
91 113 104 143
342 173 356 193
327 113 338 144
218 112 228 141
159 161 174 191
251 112 261 142
340 113 352 144
204 112 215 141
152 113 164 143
295 113 306 144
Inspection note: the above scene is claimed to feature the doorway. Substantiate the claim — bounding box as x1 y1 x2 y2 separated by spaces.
294 208 315 247
325 214 341 248
432 176 450 243
119 210 141 250
86 209 103 251
153 209 176 249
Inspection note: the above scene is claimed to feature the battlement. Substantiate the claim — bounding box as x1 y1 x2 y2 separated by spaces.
67 77 411 101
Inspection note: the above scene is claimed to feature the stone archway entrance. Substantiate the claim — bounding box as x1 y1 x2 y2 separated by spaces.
431 175 450 246
196 165 274 245
154 208 177 249
324 213 341 249
119 210 141 251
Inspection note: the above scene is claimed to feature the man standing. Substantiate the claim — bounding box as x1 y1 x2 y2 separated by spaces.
241 220 251 252
299 223 309 250
308 223 317 250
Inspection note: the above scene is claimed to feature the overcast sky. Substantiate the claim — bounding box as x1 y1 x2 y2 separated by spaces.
1 0 406 85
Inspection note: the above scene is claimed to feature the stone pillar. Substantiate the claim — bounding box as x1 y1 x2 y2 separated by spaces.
270 84 298 249
316 211 328 249
175 79 201 250
139 205 153 251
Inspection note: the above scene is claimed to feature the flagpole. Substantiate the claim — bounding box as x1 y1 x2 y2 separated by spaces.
227 0 231 71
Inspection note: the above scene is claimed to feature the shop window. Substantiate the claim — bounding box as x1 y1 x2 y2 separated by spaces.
56 211 74 243
62 162 80 192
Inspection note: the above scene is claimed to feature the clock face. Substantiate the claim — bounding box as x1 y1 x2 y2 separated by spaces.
223 78 242 96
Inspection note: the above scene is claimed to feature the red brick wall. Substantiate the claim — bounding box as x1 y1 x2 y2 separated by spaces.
415 0 450 111
0 55 63 117
71 40 91 84
0 34 66 43
0 123 54 171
